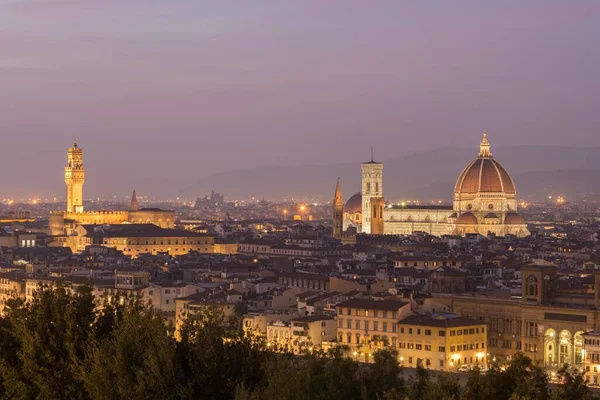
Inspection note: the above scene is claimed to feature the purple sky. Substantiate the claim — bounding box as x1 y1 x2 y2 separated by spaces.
1 0 599 199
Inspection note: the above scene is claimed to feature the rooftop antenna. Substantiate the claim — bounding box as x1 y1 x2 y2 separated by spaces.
370 146 374 162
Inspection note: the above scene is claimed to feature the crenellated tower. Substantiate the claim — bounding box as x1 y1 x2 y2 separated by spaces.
333 178 343 239
64 140 85 213
361 149 383 234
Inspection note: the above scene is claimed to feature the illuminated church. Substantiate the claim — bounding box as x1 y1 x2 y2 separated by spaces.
333 133 529 238
50 141 175 236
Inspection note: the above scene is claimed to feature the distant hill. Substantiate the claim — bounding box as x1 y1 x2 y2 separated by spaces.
181 146 600 201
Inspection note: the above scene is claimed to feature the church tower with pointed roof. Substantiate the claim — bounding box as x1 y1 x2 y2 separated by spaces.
333 178 344 239
130 189 139 211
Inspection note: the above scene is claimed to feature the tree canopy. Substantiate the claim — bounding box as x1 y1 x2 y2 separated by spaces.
0 284 594 400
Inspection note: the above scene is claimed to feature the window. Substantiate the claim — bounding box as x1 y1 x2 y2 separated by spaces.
408 343 414 349
382 322 388 332
490 338 498 347
374 310 379 318
373 322 378 331
439 346 445 352
457 330 462 336
424 329 431 336
439 330 446 337
364 321 369 331
409 328 413 334
383 311 388 318
416 344 422 350
439 360 444 367
457 345 462 351
338 319 343 328
347 319 352 329
400 327 404 334
450 345 455 352
424 345 431 351
417 329 421 335
450 330 456 337
392 325 397 333
399 342 406 349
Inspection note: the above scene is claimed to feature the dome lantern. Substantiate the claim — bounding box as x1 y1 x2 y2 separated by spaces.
478 131 492 158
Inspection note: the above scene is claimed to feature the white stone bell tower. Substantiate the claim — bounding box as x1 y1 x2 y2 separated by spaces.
361 149 383 234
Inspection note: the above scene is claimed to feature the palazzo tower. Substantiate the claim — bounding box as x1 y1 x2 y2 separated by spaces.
64 140 85 213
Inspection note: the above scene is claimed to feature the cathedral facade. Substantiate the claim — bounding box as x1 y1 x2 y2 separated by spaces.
333 133 529 238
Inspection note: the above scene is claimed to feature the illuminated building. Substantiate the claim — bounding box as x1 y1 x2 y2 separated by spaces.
339 133 530 237
332 178 343 239
396 314 487 371
440 260 600 368
82 224 215 257
49 141 176 251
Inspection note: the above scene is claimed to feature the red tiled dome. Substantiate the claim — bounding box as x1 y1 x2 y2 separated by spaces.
344 193 362 214
454 158 516 195
456 212 478 224
504 213 526 225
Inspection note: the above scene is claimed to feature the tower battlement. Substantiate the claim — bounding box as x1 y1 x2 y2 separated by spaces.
64 140 85 213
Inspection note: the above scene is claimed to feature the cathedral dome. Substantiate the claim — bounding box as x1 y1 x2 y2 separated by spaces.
504 213 525 225
345 193 362 214
456 212 478 224
454 133 516 195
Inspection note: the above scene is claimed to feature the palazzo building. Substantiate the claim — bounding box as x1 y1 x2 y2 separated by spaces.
49 141 176 236
332 133 529 238
437 259 600 369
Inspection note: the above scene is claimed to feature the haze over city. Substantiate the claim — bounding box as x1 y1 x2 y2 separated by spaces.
2 0 599 199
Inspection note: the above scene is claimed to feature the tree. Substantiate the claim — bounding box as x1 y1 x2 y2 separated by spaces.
81 305 187 400
364 348 405 399
1 284 97 399
551 365 593 400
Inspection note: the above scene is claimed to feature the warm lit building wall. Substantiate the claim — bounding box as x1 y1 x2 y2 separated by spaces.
336 299 411 362
214 243 238 254
583 331 600 384
396 316 487 371
99 235 215 257
0 275 25 314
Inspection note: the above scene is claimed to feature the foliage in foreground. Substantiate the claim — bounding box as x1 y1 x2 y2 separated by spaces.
0 284 594 400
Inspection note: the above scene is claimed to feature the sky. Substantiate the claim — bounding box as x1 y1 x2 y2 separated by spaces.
1 0 599 199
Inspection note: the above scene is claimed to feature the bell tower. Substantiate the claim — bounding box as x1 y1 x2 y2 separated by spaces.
333 178 343 239
361 148 383 234
64 140 85 213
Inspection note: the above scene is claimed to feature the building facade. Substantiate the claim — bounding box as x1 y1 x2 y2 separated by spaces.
50 141 175 237
337 133 529 238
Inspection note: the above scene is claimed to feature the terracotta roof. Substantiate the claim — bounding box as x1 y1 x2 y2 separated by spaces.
504 213 526 225
454 158 516 194
345 193 362 214
336 298 408 312
456 212 478 225
399 314 484 328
